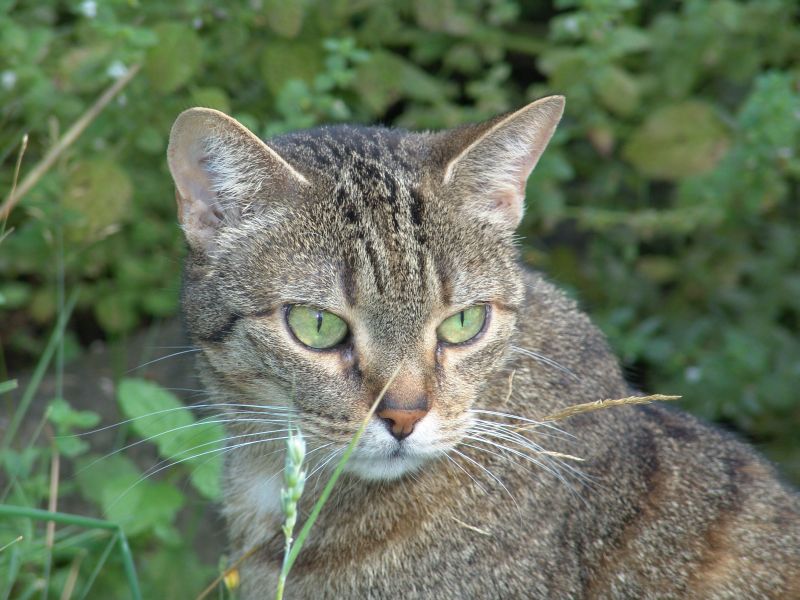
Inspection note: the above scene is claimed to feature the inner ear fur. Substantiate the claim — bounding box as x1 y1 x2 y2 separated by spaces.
167 107 308 251
438 95 565 230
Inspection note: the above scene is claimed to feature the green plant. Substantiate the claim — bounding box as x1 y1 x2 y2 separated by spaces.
2 0 799 596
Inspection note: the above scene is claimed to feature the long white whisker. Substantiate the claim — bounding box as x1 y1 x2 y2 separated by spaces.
444 452 487 495
450 447 518 508
307 447 343 484
470 418 570 442
463 435 586 499
126 348 203 373
106 434 297 512
469 422 551 450
75 416 295 476
468 409 573 437
71 403 296 438
510 346 579 381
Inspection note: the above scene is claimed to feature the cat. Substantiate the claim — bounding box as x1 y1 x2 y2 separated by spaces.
166 96 800 599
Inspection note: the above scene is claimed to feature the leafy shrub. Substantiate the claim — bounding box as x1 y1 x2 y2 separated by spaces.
2 0 799 596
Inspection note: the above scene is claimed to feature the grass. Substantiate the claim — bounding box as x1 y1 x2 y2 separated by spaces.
0 506 141 600
1 70 142 599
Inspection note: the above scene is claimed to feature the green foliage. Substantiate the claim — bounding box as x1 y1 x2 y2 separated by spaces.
1 385 220 598
2 0 799 595
117 378 223 500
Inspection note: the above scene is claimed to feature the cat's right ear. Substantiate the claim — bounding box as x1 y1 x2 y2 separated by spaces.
436 95 564 231
167 108 308 252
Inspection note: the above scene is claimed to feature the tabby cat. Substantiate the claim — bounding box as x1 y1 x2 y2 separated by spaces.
166 96 800 598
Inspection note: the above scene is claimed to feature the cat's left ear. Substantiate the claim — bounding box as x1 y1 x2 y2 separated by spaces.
439 95 564 230
167 108 309 252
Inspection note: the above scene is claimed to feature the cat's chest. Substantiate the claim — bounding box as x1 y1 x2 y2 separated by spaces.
224 463 286 549
245 473 284 520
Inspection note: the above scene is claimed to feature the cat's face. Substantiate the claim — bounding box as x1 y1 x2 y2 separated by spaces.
168 98 563 480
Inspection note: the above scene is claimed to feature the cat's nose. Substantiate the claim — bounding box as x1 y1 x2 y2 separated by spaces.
376 394 429 441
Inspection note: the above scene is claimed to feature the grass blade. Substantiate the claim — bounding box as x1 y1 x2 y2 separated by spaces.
1 289 78 455
0 380 18 395
0 506 141 600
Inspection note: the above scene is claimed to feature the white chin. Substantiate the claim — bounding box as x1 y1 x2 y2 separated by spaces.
342 417 446 481
344 454 428 481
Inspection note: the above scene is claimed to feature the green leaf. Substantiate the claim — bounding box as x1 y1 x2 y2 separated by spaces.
0 379 18 395
48 397 101 429
189 86 231 113
0 282 30 309
263 0 306 38
117 379 194 454
76 454 184 536
186 424 224 500
592 65 640 116
623 101 731 180
117 378 224 500
63 159 132 244
145 22 203 94
55 436 90 458
260 40 323 96
94 293 138 334
355 50 452 114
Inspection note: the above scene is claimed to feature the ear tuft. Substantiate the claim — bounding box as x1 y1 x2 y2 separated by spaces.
441 95 565 230
167 108 308 251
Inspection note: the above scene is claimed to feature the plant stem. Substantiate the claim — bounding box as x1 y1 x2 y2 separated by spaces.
280 364 401 578
0 64 140 220
1 289 79 455
0 506 141 600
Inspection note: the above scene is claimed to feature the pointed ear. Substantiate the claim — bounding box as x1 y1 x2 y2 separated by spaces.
167 107 309 251
440 95 564 230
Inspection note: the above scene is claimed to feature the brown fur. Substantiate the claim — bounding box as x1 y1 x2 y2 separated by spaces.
166 97 800 599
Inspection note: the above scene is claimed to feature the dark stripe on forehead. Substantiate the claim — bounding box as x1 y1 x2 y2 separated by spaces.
434 255 453 306
363 238 387 295
199 312 242 344
340 257 357 307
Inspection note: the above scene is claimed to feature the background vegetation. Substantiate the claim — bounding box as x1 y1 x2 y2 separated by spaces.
2 0 799 597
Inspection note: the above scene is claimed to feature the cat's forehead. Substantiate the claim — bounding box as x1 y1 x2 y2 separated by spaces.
234 125 519 315
268 126 437 304
271 125 426 176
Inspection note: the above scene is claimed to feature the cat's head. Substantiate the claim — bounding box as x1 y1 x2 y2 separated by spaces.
167 97 563 480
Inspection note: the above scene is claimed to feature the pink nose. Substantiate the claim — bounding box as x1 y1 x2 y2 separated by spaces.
376 407 427 440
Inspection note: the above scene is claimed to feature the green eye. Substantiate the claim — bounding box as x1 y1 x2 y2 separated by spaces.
437 305 487 345
287 305 349 349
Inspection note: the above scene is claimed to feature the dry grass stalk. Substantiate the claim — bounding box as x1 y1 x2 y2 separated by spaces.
512 394 680 433
0 535 23 553
59 550 86 600
500 369 516 406
0 64 141 220
535 450 585 462
542 394 681 423
449 515 491 537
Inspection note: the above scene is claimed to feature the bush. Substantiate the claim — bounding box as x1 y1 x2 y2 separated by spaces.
2 0 799 595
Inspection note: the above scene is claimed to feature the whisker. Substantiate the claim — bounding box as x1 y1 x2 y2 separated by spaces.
71 403 296 438
444 452 487 495
307 447 344 486
463 434 588 500
510 345 579 381
450 447 518 508
468 409 573 438
105 433 302 512
470 418 569 443
126 348 203 373
74 416 294 476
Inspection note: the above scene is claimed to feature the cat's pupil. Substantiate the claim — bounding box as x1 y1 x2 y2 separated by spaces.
316 311 323 333
459 311 465 327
